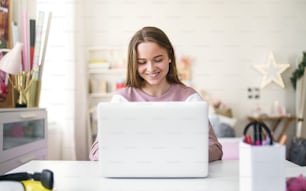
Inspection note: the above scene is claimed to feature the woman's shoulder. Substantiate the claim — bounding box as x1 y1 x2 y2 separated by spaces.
115 87 134 99
167 84 200 101
171 83 197 94
114 87 146 101
115 87 134 95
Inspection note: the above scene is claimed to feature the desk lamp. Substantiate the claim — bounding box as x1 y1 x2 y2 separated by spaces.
0 42 33 107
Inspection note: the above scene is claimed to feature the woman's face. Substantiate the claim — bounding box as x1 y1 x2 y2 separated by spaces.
136 41 170 87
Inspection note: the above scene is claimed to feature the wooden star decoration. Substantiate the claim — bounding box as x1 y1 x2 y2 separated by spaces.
254 52 290 88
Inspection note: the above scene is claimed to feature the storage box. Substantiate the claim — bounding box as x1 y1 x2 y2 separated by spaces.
239 141 285 191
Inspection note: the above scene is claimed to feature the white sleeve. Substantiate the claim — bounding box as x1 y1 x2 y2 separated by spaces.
185 93 203 102
186 93 215 114
110 94 128 103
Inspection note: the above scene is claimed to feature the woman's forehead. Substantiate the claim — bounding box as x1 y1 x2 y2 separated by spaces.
136 41 168 58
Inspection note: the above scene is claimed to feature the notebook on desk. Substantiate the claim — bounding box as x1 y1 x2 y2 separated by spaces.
97 102 209 178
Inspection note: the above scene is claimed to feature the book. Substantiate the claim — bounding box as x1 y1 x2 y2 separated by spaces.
22 10 30 71
32 11 45 72
38 12 52 80
30 19 36 70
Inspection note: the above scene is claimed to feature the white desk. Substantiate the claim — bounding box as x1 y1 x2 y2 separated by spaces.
6 160 304 191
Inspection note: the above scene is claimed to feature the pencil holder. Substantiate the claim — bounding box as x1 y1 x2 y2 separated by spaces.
239 121 286 191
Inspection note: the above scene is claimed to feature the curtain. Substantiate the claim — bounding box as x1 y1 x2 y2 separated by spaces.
37 0 89 160
74 1 89 160
296 73 306 138
74 51 89 160
37 0 77 160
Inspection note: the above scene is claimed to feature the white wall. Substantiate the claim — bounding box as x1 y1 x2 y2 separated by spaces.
32 0 306 159
82 0 306 135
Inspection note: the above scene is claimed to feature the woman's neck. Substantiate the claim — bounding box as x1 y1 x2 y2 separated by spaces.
142 82 171 97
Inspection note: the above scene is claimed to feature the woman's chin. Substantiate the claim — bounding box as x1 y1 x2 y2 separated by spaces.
146 81 160 86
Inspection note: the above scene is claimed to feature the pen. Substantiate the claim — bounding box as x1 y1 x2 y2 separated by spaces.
279 134 287 145
253 123 258 145
258 123 263 145
254 122 262 145
244 134 253 145
262 136 270 145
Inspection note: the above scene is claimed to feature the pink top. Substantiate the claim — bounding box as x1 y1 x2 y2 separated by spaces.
89 84 223 162
114 84 198 101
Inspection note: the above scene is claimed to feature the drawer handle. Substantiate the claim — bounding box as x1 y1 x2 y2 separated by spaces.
18 155 35 164
20 113 37 119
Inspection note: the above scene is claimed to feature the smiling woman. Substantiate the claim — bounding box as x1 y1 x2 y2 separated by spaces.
89 26 223 162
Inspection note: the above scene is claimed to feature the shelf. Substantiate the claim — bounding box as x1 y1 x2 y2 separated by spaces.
88 65 126 74
89 92 114 98
87 47 127 145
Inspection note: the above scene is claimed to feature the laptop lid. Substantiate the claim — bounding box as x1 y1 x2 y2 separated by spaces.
97 102 209 178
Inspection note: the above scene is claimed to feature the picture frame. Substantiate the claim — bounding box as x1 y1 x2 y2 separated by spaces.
0 0 14 108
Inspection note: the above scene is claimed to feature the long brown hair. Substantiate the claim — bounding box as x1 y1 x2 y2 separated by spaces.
125 26 183 88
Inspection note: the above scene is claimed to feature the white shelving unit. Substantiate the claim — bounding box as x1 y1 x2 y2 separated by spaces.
88 66 126 107
87 47 126 143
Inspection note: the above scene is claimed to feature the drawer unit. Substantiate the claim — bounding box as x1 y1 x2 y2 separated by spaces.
0 108 47 174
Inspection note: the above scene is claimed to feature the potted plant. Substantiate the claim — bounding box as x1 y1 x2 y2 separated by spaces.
290 52 306 90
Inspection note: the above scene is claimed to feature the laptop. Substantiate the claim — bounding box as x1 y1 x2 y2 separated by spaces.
97 102 209 178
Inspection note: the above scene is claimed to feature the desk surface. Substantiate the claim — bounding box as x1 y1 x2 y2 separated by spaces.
6 160 304 191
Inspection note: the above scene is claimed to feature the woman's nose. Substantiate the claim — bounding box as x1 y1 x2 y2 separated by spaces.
146 62 154 71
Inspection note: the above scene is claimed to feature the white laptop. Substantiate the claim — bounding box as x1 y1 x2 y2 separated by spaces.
97 102 209 178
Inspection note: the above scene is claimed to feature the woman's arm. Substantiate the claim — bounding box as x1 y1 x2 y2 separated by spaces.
186 93 223 162
89 138 99 160
208 123 223 161
89 95 128 160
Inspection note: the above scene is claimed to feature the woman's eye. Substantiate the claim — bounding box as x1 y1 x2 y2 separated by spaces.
137 60 146 65
154 58 163 63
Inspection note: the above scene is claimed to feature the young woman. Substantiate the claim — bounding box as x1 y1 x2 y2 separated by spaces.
89 26 223 162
